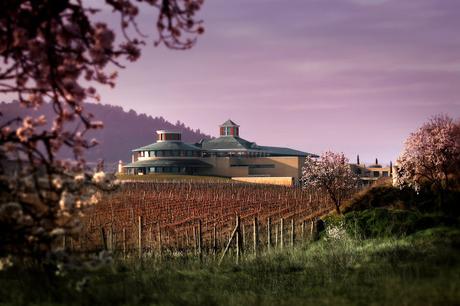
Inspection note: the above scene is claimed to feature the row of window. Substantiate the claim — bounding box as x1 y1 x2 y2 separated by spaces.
138 150 271 158
139 150 201 157
158 133 181 141
202 151 269 158
356 169 389 177
127 166 190 174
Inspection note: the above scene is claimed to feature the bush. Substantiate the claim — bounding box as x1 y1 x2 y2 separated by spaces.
343 179 460 215
341 208 458 239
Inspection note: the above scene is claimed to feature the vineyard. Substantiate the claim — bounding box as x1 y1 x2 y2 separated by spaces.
74 181 336 260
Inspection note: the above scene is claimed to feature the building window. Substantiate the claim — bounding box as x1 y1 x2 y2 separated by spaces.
373 171 379 177
382 171 388 177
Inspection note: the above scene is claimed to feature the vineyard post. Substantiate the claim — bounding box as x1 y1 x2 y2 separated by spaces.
241 223 245 254
290 218 295 247
253 216 259 257
157 222 162 259
310 219 315 241
62 234 67 250
275 223 278 249
100 227 107 251
149 225 153 250
236 215 242 265
186 229 190 252
280 218 284 250
123 228 127 258
193 225 198 255
107 227 112 251
301 221 305 242
267 217 271 252
138 216 142 259
213 224 217 257
111 224 115 252
198 219 203 260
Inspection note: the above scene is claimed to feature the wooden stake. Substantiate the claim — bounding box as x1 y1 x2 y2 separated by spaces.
275 223 278 248
122 228 127 258
290 219 295 247
157 222 162 258
193 225 198 255
301 221 305 242
213 224 217 256
267 217 272 252
310 219 315 241
100 227 107 251
253 216 259 257
138 216 142 259
280 218 284 250
198 219 203 259
241 223 245 254
236 215 242 264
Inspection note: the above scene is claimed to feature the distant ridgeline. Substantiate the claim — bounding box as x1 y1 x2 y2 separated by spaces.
0 102 211 166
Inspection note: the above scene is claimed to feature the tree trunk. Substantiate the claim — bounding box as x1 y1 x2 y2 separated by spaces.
334 201 341 215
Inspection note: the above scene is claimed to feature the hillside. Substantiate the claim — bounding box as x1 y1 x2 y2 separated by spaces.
0 102 211 165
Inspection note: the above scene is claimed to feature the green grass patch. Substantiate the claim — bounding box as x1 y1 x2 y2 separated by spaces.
1 222 459 306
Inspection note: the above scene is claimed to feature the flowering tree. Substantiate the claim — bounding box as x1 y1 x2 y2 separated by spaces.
394 115 460 203
302 151 358 214
0 0 204 265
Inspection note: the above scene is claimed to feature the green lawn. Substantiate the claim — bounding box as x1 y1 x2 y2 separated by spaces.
1 222 459 306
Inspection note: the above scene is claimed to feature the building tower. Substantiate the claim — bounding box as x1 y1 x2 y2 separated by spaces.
219 119 240 137
156 130 181 142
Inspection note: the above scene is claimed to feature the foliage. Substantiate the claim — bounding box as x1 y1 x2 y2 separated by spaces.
342 208 458 239
0 0 204 265
394 115 460 195
302 151 359 214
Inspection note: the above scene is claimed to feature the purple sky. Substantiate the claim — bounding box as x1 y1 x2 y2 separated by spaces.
96 0 460 164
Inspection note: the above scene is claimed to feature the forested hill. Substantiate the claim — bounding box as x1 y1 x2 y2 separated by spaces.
0 102 211 164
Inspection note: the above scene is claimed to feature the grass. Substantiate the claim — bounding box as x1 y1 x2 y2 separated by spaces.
1 222 459 306
116 173 232 183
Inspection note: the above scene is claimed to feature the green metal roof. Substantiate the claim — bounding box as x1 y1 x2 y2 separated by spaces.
124 159 212 168
257 146 318 157
200 136 257 151
132 141 201 152
199 136 316 157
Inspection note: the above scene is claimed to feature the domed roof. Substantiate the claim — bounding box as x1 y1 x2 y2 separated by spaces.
220 119 239 127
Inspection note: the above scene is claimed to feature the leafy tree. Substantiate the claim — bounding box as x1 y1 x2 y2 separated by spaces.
302 151 358 214
0 0 204 266
394 115 460 206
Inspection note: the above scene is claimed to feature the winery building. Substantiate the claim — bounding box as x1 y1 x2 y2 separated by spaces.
122 120 317 182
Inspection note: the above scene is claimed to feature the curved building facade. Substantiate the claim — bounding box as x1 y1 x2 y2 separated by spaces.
123 120 317 180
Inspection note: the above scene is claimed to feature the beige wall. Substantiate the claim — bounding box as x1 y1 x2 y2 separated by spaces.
198 156 305 179
196 156 249 177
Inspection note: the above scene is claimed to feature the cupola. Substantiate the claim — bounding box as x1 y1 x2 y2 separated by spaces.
219 119 239 137
156 130 181 142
